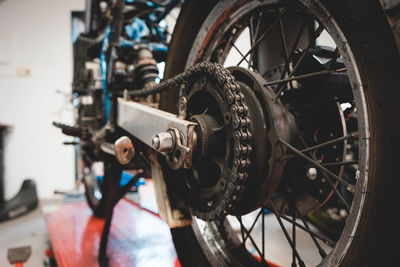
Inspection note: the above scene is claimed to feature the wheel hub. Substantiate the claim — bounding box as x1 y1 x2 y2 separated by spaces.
228 67 291 214
174 66 291 219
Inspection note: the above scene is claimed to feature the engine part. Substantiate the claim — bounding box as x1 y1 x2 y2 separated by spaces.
118 62 253 220
134 47 159 88
171 66 291 220
117 98 196 170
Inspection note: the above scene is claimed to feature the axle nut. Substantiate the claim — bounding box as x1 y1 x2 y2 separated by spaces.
152 132 174 152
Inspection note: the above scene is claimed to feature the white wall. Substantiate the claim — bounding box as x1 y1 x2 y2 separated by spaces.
0 0 85 198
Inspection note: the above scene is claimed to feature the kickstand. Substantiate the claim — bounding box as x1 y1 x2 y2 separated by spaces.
98 156 143 267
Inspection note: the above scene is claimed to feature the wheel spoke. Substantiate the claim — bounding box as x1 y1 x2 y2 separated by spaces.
236 216 268 264
288 99 345 111
297 136 352 212
239 216 246 250
242 208 264 243
277 212 336 247
231 41 256 70
279 17 308 79
280 137 353 211
236 216 246 250
237 9 288 66
262 207 266 264
281 132 358 161
279 139 356 193
278 17 294 91
264 67 346 87
303 160 358 168
249 13 262 70
287 192 329 257
322 170 351 212
269 200 306 267
291 198 297 266
273 24 325 102
279 18 290 69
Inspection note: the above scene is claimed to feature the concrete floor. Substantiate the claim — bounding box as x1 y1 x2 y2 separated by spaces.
0 204 49 267
0 184 167 267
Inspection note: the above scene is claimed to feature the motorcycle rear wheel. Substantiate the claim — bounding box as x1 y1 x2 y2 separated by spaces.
163 0 400 266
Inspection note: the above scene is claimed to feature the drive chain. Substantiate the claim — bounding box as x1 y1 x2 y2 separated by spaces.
133 61 252 220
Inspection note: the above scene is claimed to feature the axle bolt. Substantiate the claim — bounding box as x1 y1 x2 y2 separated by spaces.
152 132 174 152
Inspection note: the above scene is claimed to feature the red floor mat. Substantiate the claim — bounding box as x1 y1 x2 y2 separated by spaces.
43 199 178 267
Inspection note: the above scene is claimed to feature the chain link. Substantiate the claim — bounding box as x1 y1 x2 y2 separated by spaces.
129 61 252 220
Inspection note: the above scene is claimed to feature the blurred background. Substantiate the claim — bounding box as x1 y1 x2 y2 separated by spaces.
0 0 85 199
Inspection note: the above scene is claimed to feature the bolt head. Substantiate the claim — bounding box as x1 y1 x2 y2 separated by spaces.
306 167 318 180
152 136 161 149
152 132 174 152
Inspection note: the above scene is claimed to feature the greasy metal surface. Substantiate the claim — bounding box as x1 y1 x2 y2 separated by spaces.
228 67 291 214
117 97 196 153
164 127 191 170
150 157 192 228
44 199 179 267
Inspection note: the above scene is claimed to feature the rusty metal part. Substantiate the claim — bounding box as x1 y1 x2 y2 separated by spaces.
149 152 192 228
167 62 253 220
114 136 135 165
119 62 252 220
152 132 174 152
164 128 191 170
134 48 159 88
117 98 197 169
178 96 187 119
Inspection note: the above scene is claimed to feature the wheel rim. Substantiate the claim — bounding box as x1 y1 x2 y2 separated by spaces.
180 0 370 266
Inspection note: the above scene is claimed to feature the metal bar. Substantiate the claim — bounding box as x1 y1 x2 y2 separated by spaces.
236 216 267 263
297 136 352 211
278 211 335 247
231 42 256 70
262 207 266 264
269 201 305 267
291 190 296 266
249 13 262 70
279 18 294 91
117 98 196 150
278 17 308 79
273 25 324 102
238 216 246 252
281 132 358 161
279 139 356 193
264 68 346 87
288 192 330 256
303 160 358 168
237 10 287 66
243 208 263 243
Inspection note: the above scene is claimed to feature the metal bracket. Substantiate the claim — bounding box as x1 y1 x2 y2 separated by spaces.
117 98 196 169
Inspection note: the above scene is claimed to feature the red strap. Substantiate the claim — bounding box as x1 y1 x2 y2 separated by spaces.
15 262 23 267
